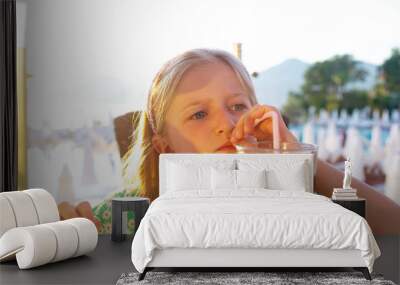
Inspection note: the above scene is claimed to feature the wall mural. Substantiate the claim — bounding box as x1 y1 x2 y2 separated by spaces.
18 0 400 234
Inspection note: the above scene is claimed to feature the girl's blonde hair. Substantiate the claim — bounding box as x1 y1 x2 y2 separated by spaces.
122 48 257 201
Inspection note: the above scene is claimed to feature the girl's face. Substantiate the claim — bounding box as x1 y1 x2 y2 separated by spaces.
157 61 253 153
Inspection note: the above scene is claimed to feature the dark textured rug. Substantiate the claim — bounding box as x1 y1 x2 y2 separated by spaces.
116 271 396 285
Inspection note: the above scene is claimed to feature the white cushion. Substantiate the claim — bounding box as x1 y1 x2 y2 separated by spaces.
167 160 236 192
266 162 307 191
236 169 267 189
0 189 97 269
0 225 57 269
0 218 97 269
238 159 309 192
159 154 313 194
64 218 98 257
0 196 16 237
211 169 267 190
42 221 79 262
24 189 60 224
0 191 39 227
167 162 210 191
211 168 236 190
0 189 59 236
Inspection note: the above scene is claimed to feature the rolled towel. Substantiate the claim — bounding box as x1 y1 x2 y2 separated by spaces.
0 218 98 269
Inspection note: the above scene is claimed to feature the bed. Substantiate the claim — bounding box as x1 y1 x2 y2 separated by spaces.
131 153 380 280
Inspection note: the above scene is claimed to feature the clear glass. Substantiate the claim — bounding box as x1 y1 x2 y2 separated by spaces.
235 140 318 154
234 140 319 174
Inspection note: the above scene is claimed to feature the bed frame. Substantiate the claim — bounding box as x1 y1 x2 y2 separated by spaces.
140 248 370 280
138 154 372 281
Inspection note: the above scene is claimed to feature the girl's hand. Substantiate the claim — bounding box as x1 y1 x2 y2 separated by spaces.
230 104 297 144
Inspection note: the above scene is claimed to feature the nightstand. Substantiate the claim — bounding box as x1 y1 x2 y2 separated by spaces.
332 198 366 218
111 197 150 242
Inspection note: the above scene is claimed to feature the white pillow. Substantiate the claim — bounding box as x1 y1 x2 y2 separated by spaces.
211 168 236 190
236 169 267 189
211 169 267 190
167 162 210 191
166 159 236 192
266 162 307 191
237 159 309 192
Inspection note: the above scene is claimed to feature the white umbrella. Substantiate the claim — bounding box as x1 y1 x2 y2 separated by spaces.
383 124 400 174
302 122 315 145
381 110 390 126
338 109 348 125
344 127 365 181
350 109 360 126
367 124 384 168
325 121 342 162
392 110 399 123
318 109 329 124
385 151 400 205
317 128 329 160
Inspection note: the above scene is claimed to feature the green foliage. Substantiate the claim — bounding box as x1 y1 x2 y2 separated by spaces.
282 91 307 124
369 83 390 111
283 54 368 122
301 55 367 109
326 94 340 112
368 49 400 111
340 90 369 113
382 48 400 94
282 49 400 123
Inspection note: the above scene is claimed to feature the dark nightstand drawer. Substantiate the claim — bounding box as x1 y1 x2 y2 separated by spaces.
332 198 366 218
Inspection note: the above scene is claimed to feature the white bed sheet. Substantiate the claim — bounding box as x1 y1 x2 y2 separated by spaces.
131 190 380 273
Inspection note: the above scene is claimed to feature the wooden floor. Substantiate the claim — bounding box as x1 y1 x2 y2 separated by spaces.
0 235 398 284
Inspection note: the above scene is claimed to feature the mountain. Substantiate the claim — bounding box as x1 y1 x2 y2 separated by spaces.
252 59 378 109
252 59 309 108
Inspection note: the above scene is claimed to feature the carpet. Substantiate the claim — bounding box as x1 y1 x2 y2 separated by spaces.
116 271 396 285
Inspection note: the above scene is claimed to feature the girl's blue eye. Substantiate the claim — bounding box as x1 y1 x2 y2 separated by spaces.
231 104 247 112
191 111 207 120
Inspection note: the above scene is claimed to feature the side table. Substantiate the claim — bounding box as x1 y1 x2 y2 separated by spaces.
332 198 366 218
112 197 150 242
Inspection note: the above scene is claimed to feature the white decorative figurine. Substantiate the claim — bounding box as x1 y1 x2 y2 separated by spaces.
332 158 358 200
343 158 352 189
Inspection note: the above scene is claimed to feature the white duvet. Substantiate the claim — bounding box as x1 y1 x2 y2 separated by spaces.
131 190 380 273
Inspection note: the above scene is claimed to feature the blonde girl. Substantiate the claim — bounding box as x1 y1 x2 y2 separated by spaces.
90 48 399 234
121 48 295 202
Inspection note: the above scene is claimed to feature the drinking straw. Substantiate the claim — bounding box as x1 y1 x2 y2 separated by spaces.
254 111 281 150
